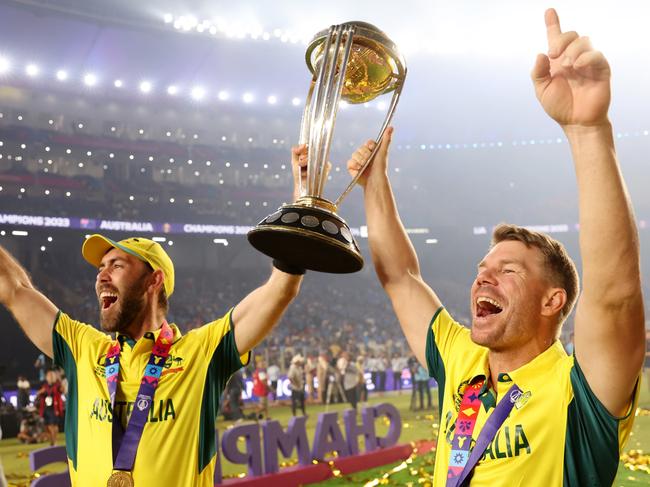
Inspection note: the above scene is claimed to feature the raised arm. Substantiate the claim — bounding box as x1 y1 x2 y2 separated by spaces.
0 245 58 357
232 145 306 354
348 128 442 366
532 8 644 415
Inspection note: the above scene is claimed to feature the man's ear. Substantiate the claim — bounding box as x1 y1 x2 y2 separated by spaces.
541 288 567 317
148 269 165 295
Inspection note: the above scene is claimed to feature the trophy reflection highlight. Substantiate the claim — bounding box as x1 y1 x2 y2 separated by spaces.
248 21 406 273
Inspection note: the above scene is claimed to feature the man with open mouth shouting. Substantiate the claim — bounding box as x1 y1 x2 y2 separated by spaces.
347 8 644 487
0 145 310 486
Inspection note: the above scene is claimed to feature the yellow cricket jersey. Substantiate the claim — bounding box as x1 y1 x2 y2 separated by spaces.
426 307 639 486
52 309 250 487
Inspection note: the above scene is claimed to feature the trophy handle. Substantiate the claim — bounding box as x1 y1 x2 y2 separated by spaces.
334 70 407 207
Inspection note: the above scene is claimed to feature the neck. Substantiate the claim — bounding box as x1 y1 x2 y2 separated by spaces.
487 337 554 388
122 307 166 341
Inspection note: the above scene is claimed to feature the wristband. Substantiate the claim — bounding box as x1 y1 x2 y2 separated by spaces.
273 259 306 275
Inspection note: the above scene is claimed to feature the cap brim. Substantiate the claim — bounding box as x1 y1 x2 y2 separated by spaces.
81 234 120 268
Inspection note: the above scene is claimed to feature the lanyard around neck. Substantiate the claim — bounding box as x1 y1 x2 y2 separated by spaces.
446 377 521 487
104 322 174 472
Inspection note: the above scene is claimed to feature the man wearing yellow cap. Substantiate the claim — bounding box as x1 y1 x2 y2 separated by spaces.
0 146 310 486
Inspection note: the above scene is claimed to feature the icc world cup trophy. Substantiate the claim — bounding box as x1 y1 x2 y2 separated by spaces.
248 21 406 273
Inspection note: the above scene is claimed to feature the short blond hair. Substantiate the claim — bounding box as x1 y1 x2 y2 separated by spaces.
491 224 579 324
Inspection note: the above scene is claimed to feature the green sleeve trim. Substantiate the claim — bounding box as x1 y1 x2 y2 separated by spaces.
425 307 446 419
51 310 62 331
229 307 251 367
52 312 79 470
563 357 619 486
197 326 247 473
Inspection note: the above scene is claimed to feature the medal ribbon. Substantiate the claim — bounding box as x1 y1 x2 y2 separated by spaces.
446 377 521 487
104 321 174 473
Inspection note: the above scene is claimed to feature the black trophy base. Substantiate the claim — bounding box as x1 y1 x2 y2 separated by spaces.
247 201 363 274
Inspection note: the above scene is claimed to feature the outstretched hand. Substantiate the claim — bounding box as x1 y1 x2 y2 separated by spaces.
531 8 611 128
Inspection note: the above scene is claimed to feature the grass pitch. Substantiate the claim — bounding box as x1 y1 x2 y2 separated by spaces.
1 388 648 486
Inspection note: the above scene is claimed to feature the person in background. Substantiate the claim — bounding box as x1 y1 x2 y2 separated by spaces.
305 352 318 402
356 355 369 405
287 354 307 417
376 353 388 394
366 352 378 394
16 375 31 409
36 369 64 446
252 358 270 420
338 351 360 410
267 359 280 404
17 405 44 444
34 353 47 383
414 364 432 410
407 353 419 411
316 351 330 404
391 353 407 394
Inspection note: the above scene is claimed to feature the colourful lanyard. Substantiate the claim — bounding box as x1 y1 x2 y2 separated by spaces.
446 377 521 487
104 321 174 474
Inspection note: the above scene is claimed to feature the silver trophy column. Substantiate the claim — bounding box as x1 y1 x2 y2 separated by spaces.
248 21 406 274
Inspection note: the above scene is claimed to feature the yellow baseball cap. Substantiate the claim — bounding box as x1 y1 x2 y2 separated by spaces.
81 234 175 297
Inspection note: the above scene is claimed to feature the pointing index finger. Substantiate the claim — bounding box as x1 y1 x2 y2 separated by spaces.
545 8 562 47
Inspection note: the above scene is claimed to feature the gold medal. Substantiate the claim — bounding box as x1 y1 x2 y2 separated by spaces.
107 470 134 487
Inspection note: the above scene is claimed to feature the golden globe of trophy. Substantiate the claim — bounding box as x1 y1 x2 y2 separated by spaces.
248 21 406 273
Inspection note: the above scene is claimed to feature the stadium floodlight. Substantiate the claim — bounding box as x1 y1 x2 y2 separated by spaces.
167 85 178 95
190 86 206 100
139 81 152 94
25 64 39 77
83 73 97 86
163 13 173 23
217 90 229 101
267 95 277 105
56 69 68 81
291 97 301 106
114 79 123 88
0 57 10 74
242 92 254 103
